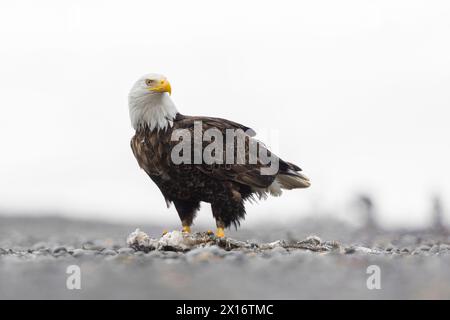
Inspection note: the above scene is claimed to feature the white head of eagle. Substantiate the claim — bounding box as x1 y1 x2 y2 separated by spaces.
128 73 178 131
128 73 310 238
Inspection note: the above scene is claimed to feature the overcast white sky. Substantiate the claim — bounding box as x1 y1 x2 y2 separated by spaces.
0 0 449 227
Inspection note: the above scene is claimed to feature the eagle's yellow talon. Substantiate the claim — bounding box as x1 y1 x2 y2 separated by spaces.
162 229 168 235
216 227 225 238
207 230 213 235
182 226 191 233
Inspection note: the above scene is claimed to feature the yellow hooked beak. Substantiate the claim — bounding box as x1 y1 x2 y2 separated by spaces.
149 79 172 95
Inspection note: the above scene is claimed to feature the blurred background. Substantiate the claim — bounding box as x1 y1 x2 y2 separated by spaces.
0 0 449 231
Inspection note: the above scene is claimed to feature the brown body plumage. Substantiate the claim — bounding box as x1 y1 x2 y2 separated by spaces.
131 113 309 230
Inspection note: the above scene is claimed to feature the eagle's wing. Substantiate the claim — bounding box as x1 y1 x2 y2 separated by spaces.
170 114 278 189
173 114 256 136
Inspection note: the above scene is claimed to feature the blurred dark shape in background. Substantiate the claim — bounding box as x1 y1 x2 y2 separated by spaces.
432 195 446 233
357 194 378 230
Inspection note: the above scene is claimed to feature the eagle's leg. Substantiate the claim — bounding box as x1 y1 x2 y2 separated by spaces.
211 190 246 238
211 193 246 238
173 200 200 233
211 204 226 238
215 219 226 238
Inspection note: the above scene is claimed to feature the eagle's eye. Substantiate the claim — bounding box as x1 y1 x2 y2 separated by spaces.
145 79 154 86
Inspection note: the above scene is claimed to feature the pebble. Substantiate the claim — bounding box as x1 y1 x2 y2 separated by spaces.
117 248 135 255
82 242 105 251
429 245 440 254
35 248 51 255
345 247 356 254
52 246 67 255
101 249 117 256
32 242 48 250
71 249 97 257
349 246 376 254
305 236 322 245
418 245 431 251
71 249 85 257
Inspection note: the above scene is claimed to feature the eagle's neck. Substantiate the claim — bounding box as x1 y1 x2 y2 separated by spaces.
129 93 178 131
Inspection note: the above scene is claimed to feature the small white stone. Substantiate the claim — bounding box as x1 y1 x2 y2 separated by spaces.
157 231 191 251
352 246 379 254
305 235 322 244
126 228 151 248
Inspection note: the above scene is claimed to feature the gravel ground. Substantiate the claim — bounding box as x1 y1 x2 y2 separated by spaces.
1 216 450 299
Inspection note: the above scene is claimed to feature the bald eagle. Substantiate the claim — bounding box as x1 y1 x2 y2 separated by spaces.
129 74 310 237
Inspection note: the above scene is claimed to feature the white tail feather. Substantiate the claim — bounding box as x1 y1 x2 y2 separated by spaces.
276 173 311 189
251 172 310 199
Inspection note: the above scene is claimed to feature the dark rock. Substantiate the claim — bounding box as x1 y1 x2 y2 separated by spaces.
344 247 356 254
52 246 67 254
